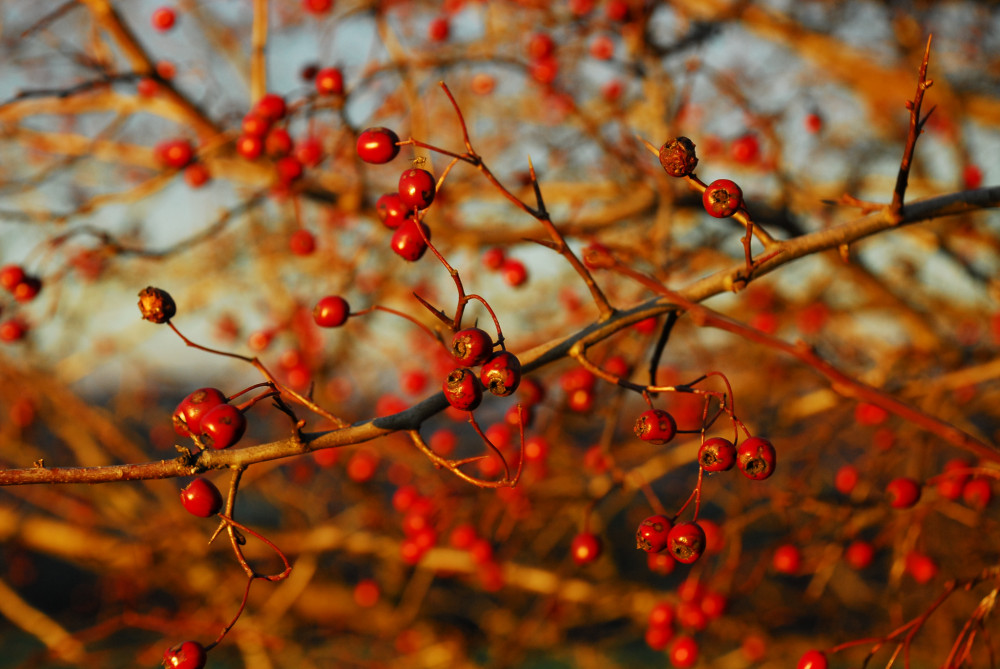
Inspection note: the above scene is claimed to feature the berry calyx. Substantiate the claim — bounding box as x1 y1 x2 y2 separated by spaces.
199 403 247 450
313 295 350 327
315 67 344 95
797 649 828 669
702 178 743 218
390 218 430 261
443 367 483 412
570 532 602 565
667 521 706 564
356 127 400 164
698 437 736 472
138 286 177 324
451 327 494 366
886 477 921 509
634 409 677 445
172 387 227 437
398 168 436 210
180 477 223 517
162 640 207 669
636 514 673 553
480 351 521 397
658 137 698 177
736 436 776 480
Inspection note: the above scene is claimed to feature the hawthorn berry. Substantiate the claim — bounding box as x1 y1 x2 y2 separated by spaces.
443 367 483 411
276 156 303 184
356 127 400 164
797 649 828 669
155 139 194 169
527 32 555 60
151 7 177 32
0 318 28 342
480 351 521 397
570 532 602 565
172 387 227 437
481 247 506 270
645 625 676 651
647 551 676 575
886 477 921 509
199 403 247 449
648 601 675 629
905 550 938 584
162 640 206 669
835 463 859 495
736 436 776 480
295 137 324 167
698 436 736 472
253 93 287 121
844 540 875 570
772 543 802 574
398 168 436 210
0 265 25 292
302 0 333 14
702 178 743 218
12 276 42 303
315 66 344 95
313 295 350 327
658 137 698 177
634 409 677 445
390 218 430 261
180 478 223 517
242 112 270 137
501 258 527 287
669 635 699 668
265 128 294 157
236 134 264 160
451 327 493 366
636 514 673 553
667 521 706 564
183 163 211 188
962 477 992 510
289 229 316 255
730 134 760 164
428 16 450 42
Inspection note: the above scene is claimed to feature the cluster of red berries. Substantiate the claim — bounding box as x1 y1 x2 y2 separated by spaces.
172 387 247 450
0 264 42 342
234 93 312 186
643 581 726 666
443 327 522 412
480 247 528 288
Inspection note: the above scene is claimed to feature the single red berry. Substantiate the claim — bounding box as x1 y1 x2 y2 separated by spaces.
645 624 675 651
428 16 450 42
480 351 521 397
180 478 223 517
289 229 316 255
0 265 26 292
698 436 736 472
667 522 706 564
527 32 555 60
804 112 823 134
886 477 921 509
659 137 698 177
151 7 177 32
443 367 483 411
570 532 602 565
676 600 708 631
835 463 859 495
905 550 938 584
313 295 350 327
265 128 294 157
242 112 271 137
700 590 727 620
500 258 527 287
398 168 436 210
730 134 760 164
451 327 493 366
529 56 559 85
772 543 802 574
648 601 675 629
295 136 324 167
606 0 629 21
390 218 430 261
962 477 992 510
702 178 743 218
253 93 287 121
647 551 676 574
357 127 400 164
0 318 28 342
315 67 344 95
844 540 875 570
172 388 227 437
199 403 247 450
963 164 983 190
276 156 303 184
481 247 506 270
854 401 889 425
137 77 159 97
736 436 776 480
797 649 828 669
236 134 264 160
156 139 195 169
634 409 677 445
636 514 673 553
353 579 380 608
183 163 210 188
162 640 206 669
669 635 699 668
376 192 410 229
12 276 42 303
303 0 334 14
589 34 614 60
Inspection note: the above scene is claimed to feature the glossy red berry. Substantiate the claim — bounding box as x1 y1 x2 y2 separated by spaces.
736 436 776 480
172 388 227 437
12 275 42 303
667 521 706 564
669 635 699 668
242 112 270 137
636 514 673 553
0 318 28 342
698 437 736 472
648 601 675 629
253 93 287 121
315 67 344 95
180 478 223 517
313 295 350 327
276 156 303 184
162 640 206 669
905 550 938 584
480 351 521 397
398 168 436 210
844 540 875 570
265 128 294 157
156 139 195 169
0 265 26 292
236 134 264 160
451 327 493 366
570 532 602 565
199 403 247 450
295 136 323 167
658 137 698 177
151 7 177 31
702 178 743 218
772 543 802 574
443 367 483 411
634 409 677 445
886 477 921 509
645 625 676 651
183 163 210 188
797 649 828 669
376 192 409 228
501 258 527 287
390 218 430 261
357 127 400 164
289 229 316 255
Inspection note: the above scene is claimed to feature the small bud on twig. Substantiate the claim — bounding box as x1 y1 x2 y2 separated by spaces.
138 286 176 324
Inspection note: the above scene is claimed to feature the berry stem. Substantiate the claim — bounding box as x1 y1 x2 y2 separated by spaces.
890 34 934 221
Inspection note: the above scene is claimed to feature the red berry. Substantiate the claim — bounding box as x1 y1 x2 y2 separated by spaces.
443 367 483 411
199 403 247 450
481 247 505 270
398 168 436 210
162 640 207 669
313 295 350 327
183 163 210 188
962 477 992 510
357 127 400 164
289 229 316 255
137 77 159 97
634 409 677 445
353 579 380 608
736 436 776 480
151 7 176 32
180 478 223 517
772 543 802 574
315 67 344 95
797 649 828 669
449 523 478 549
804 112 823 134
236 134 264 160
0 265 26 292
669 635 699 668
156 139 195 169
702 178 743 218
390 218 430 261
606 0 629 21
254 93 287 121
636 514 673 553
647 551 676 574
886 477 921 509
905 550 938 584
570 532 602 565
480 351 521 397
302 0 334 14
501 258 527 287
937 458 970 500
0 319 28 342
376 192 410 229
667 522 706 564
265 128 294 157
645 624 675 651
834 463 859 495
589 34 614 60
844 540 875 570
347 450 378 482
963 164 983 190
276 156 303 184
698 436 736 472
730 134 760 164
451 327 493 366
242 112 271 137
172 388 227 437
295 136 324 167
527 32 555 60
658 137 698 177
428 16 450 42
12 276 42 303
648 601 675 629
